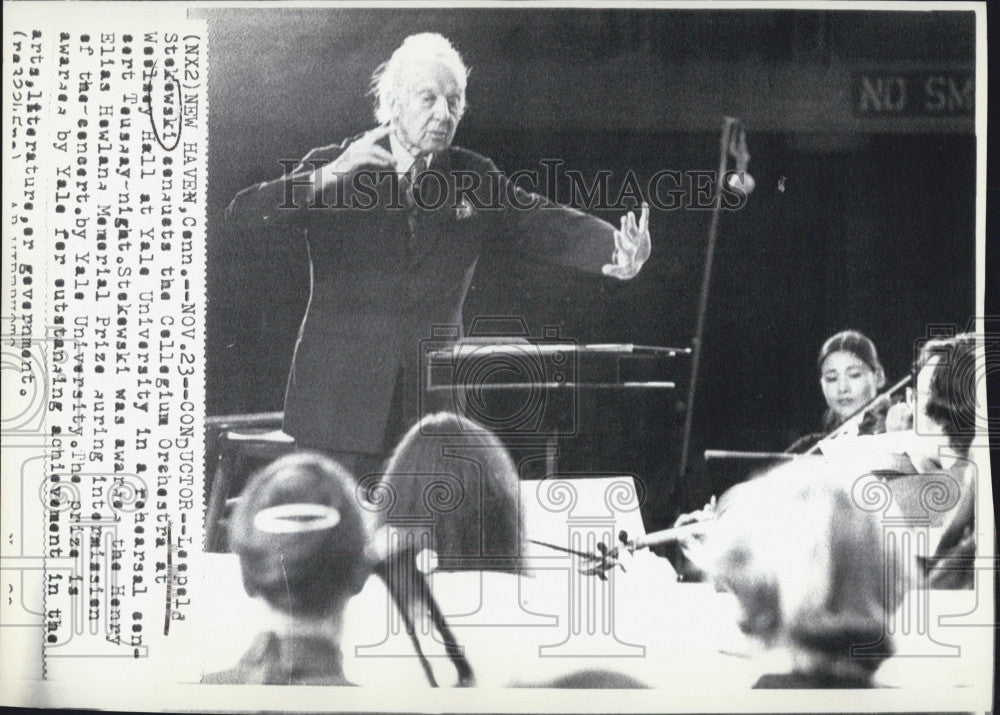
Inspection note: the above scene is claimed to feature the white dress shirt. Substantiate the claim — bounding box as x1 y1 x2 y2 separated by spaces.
389 131 433 174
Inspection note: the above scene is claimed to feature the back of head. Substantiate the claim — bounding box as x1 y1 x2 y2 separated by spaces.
915 333 979 456
229 452 370 618
709 462 910 682
379 412 524 569
521 669 648 689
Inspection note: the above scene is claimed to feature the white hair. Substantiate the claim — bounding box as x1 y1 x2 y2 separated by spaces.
369 33 469 125
707 462 914 682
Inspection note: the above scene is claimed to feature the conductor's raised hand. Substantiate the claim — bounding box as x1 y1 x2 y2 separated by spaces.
602 203 651 280
315 125 395 192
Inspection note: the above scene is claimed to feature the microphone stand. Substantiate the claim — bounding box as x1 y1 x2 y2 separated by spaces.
676 117 740 510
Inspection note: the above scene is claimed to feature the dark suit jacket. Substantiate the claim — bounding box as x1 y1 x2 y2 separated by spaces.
227 136 617 454
924 460 975 589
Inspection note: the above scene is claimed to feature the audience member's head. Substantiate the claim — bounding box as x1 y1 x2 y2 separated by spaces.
708 462 911 687
516 669 648 689
818 330 887 428
912 333 979 458
229 452 371 618
378 412 524 570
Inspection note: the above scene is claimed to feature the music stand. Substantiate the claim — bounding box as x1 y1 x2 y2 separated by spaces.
424 341 687 477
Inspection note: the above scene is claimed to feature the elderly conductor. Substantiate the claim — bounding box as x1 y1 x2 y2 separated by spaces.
226 33 652 473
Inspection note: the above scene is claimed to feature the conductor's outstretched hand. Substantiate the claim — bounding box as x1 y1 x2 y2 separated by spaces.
602 203 651 280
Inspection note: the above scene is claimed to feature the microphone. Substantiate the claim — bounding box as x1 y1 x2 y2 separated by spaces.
725 121 756 195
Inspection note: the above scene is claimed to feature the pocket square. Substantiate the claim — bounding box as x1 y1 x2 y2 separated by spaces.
455 199 475 220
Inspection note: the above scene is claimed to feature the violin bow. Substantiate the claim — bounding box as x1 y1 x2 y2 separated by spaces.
528 520 714 580
805 373 913 454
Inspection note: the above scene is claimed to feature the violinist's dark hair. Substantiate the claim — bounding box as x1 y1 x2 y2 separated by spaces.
916 333 978 456
818 330 885 376
378 412 524 570
818 330 887 432
229 452 371 618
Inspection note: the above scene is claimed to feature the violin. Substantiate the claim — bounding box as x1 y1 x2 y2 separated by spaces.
530 518 715 581
807 374 913 455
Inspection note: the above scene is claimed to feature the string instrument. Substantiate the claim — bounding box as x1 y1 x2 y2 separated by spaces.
806 374 913 455
534 426 934 583
811 428 939 475
529 518 715 581
533 375 923 581
379 547 475 687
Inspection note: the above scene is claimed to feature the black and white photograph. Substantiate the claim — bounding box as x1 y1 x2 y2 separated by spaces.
0 1 993 711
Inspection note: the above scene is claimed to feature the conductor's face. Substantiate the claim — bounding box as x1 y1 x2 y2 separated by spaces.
391 60 464 156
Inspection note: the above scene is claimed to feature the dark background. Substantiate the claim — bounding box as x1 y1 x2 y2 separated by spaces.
201 8 977 525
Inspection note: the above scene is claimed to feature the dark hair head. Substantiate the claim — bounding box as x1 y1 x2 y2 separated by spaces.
377 412 524 570
229 452 371 618
915 333 979 456
818 330 884 376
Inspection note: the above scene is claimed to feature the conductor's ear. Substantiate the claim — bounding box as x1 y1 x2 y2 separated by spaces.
385 97 402 126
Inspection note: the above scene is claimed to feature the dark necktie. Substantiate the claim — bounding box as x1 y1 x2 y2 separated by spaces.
401 156 428 238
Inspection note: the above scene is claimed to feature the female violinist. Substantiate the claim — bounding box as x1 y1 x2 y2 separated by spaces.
787 330 911 453
672 331 912 578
